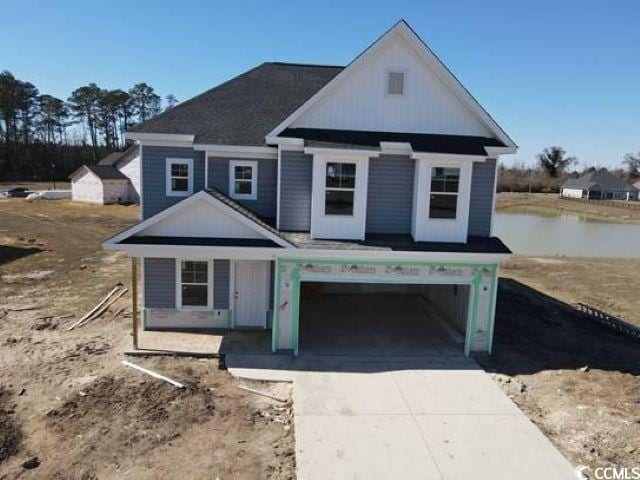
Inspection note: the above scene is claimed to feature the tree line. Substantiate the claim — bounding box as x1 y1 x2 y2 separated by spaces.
0 70 177 181
498 146 640 193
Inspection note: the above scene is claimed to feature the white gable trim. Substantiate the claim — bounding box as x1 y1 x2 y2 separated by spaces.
103 190 295 249
124 132 194 148
69 165 101 182
266 20 516 149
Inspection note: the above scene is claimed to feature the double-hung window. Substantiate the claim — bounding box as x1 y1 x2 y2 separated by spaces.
429 167 460 219
229 160 258 200
166 158 193 196
324 162 356 216
178 260 211 310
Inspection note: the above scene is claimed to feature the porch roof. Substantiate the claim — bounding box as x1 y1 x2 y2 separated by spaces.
280 233 512 254
119 236 281 248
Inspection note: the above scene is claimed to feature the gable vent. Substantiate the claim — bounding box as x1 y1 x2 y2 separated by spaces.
387 71 405 95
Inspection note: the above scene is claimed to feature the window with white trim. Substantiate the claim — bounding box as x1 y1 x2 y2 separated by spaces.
229 160 258 200
429 167 459 219
387 71 405 95
178 260 211 309
325 162 356 216
166 158 193 196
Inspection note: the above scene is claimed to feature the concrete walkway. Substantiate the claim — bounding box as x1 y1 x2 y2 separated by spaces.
227 354 576 480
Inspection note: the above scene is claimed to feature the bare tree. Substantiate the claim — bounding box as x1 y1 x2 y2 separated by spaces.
537 146 577 178
623 152 640 179
165 94 178 110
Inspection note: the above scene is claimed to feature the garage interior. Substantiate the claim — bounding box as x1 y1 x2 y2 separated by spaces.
299 282 470 356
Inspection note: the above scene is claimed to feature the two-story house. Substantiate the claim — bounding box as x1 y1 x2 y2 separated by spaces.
104 20 517 357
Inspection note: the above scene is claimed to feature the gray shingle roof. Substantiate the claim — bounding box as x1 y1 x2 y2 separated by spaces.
129 62 344 146
85 165 129 180
98 145 139 166
563 168 637 192
97 152 125 166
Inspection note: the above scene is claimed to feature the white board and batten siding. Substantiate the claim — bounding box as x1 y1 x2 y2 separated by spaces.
291 33 493 138
71 169 103 203
143 198 266 239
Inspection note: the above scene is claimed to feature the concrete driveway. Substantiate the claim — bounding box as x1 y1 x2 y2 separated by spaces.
291 356 575 480
226 293 575 479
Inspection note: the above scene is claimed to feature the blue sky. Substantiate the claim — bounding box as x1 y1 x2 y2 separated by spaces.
2 0 639 168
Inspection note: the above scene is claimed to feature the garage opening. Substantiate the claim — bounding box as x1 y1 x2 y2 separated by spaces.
299 282 470 356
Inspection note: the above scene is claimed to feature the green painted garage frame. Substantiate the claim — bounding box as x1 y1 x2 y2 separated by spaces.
271 257 499 357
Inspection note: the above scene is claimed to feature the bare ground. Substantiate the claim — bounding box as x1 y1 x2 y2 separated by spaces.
0 199 294 479
502 256 640 327
480 272 640 471
1 198 639 476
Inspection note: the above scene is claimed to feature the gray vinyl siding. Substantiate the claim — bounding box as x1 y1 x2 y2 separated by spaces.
468 158 497 237
144 258 175 308
366 155 415 234
141 146 206 219
213 260 230 309
279 150 313 231
208 157 277 219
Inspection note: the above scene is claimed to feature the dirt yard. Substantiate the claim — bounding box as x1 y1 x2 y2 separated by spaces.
497 192 640 223
481 277 640 472
502 256 640 326
0 199 294 479
1 198 639 477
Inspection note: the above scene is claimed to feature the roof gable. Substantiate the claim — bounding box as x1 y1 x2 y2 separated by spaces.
104 189 295 248
564 169 634 191
69 164 128 181
268 20 516 148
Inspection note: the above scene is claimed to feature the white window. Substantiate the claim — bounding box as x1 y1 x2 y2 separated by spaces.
177 260 212 310
324 162 356 216
387 71 405 95
229 160 258 200
166 158 193 196
429 167 460 219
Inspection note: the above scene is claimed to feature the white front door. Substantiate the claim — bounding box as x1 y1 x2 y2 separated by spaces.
234 261 270 327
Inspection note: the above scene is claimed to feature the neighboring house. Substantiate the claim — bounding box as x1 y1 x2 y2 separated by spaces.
561 168 639 201
70 146 140 204
104 20 518 357
633 179 640 192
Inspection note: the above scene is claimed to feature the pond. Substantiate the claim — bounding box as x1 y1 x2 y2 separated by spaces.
494 209 640 258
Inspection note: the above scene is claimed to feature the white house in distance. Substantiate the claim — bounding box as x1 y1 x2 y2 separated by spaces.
70 146 140 204
560 168 639 201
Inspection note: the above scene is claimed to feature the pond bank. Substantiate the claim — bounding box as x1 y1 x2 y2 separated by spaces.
501 256 640 327
496 193 640 224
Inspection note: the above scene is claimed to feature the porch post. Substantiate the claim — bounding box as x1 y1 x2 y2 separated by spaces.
290 265 301 355
131 257 139 350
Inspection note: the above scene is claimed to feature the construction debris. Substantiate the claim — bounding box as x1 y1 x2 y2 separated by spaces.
237 385 288 403
121 360 185 389
67 284 128 331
